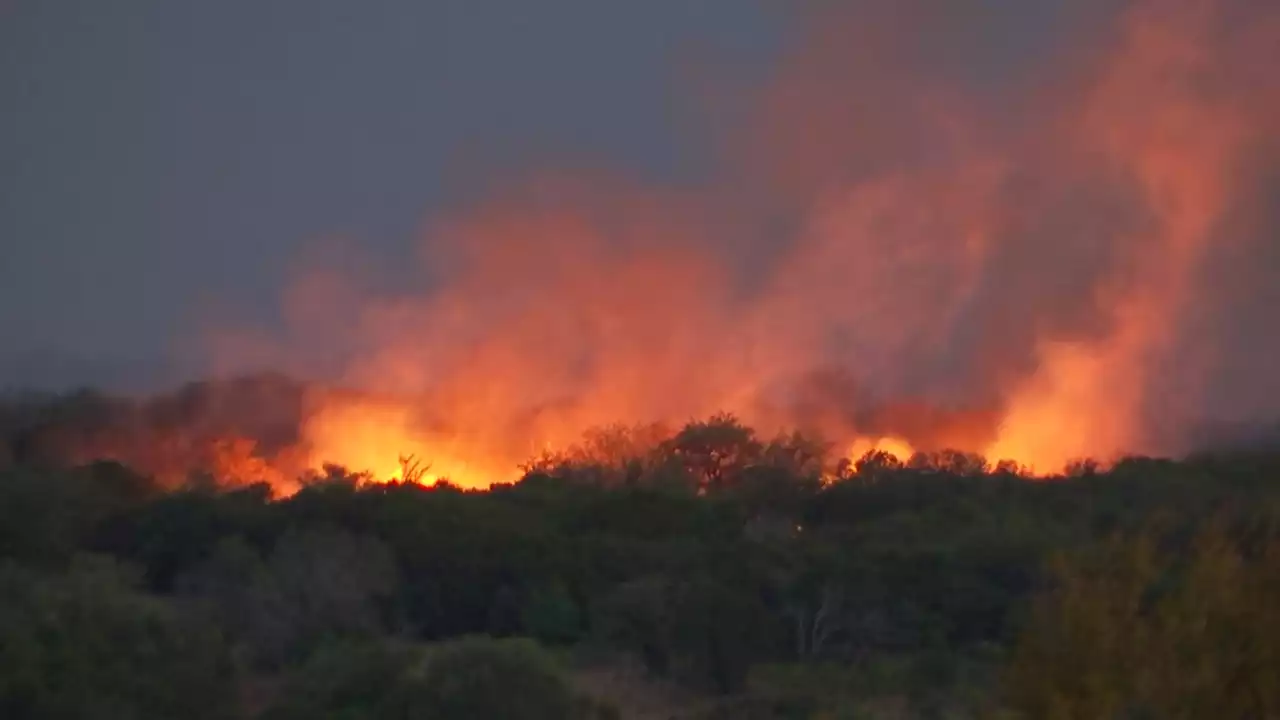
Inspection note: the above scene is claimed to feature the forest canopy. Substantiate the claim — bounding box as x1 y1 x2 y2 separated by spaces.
3 382 1280 718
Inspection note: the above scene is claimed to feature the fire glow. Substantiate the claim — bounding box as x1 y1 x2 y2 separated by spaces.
171 0 1279 493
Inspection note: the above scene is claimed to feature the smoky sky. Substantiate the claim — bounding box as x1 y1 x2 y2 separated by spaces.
3 0 1278 478
0 0 771 386
2 0 1108 390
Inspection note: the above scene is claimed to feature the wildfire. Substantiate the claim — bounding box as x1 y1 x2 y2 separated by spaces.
177 0 1276 493
849 436 916 465
300 396 508 487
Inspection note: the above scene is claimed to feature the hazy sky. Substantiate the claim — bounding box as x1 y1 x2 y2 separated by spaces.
1 0 1097 389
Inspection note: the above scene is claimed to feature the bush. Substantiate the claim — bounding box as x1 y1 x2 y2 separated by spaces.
668 578 774 694
262 640 420 720
178 526 400 668
522 581 585 644
401 636 577 720
267 636 605 720
0 555 234 720
1003 516 1280 718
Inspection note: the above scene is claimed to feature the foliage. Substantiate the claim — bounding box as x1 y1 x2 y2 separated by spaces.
402 636 577 720
178 525 400 667
0 461 157 566
267 636 614 720
521 580 586 644
261 639 421 720
666 413 762 492
1003 511 1280 719
0 555 234 720
4 395 1280 715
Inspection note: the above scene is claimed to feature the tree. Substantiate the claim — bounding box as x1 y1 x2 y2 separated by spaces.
401 637 577 720
261 640 420 720
0 462 157 566
178 526 400 668
0 555 234 720
669 577 774 694
521 580 585 644
594 576 675 677
665 414 761 493
267 636 608 720
593 574 773 694
1003 515 1280 719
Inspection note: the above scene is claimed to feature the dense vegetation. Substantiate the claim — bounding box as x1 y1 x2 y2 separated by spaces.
3 387 1280 718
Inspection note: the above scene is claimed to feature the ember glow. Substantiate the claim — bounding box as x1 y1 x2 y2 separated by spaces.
189 0 1279 490
301 393 508 488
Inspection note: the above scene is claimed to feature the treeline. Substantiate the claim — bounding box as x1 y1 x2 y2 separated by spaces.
3 411 1280 718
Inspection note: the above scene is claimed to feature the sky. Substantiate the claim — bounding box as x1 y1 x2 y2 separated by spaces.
0 0 782 387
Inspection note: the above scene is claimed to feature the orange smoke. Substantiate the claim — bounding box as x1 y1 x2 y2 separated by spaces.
989 0 1277 470
197 0 1279 489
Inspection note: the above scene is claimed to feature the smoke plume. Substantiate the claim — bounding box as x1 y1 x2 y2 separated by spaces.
192 0 1279 487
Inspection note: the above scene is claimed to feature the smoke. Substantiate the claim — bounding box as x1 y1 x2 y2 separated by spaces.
193 0 1279 485
0 375 310 490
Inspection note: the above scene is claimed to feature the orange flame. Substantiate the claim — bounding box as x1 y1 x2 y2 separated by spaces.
849 436 916 465
189 0 1280 490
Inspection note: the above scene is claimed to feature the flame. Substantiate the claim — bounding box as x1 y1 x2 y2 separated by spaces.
301 395 509 487
177 0 1280 490
848 436 916 464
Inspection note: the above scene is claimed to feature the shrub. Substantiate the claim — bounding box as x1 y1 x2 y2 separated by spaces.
0 555 234 720
400 636 576 720
261 639 419 720
1003 516 1280 718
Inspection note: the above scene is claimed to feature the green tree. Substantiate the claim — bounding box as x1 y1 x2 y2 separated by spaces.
178 525 399 668
401 636 577 720
0 555 234 720
593 576 675 677
0 462 157 566
522 580 585 644
668 577 774 694
666 414 761 493
268 636 604 720
1003 515 1280 719
261 640 420 720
